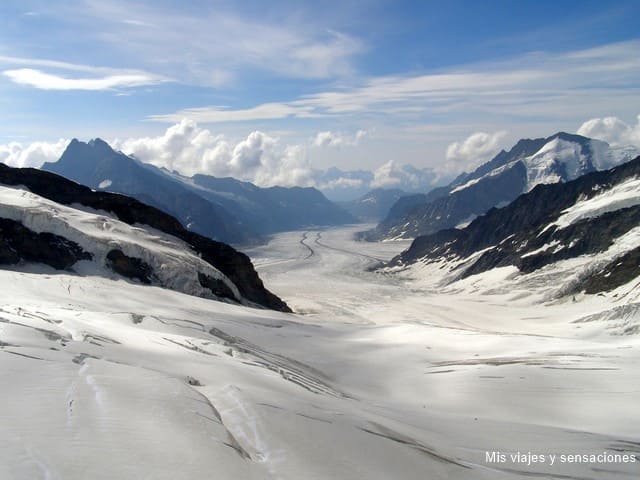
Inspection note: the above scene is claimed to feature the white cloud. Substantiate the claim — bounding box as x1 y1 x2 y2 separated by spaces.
287 30 363 78
149 40 640 124
149 103 314 123
577 115 640 148
318 177 365 190
0 139 69 168
370 160 437 190
0 55 122 73
445 131 507 172
3 68 162 91
114 119 313 187
0 56 167 91
0 121 443 201
58 1 364 85
313 130 367 148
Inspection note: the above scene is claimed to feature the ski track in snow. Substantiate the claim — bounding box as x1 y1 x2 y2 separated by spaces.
0 224 639 479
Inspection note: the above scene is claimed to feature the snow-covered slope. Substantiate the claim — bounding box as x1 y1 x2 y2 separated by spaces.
0 162 290 311
1 163 639 478
2 225 639 479
368 132 638 240
0 184 245 303
391 154 640 300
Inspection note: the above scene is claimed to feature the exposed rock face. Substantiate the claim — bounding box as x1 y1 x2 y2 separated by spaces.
391 155 640 295
197 272 238 302
0 218 92 269
0 163 290 312
367 132 636 240
106 249 153 284
581 246 640 294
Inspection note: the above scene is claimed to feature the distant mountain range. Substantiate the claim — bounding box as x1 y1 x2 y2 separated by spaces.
337 188 408 222
365 132 638 241
43 139 354 244
390 153 640 297
0 162 289 311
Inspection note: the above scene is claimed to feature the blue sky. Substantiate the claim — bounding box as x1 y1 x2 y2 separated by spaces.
1 0 639 189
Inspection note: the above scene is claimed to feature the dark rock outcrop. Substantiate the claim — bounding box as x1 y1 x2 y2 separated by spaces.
0 163 290 312
0 218 92 269
197 272 238 301
581 246 640 294
106 249 153 284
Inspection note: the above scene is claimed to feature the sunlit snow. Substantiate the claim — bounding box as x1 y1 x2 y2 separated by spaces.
1 219 639 479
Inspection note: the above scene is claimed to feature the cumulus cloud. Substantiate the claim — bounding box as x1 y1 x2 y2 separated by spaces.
312 130 367 148
577 115 640 148
116 122 437 199
321 177 364 191
0 123 444 202
445 131 507 172
114 119 313 187
0 139 69 168
370 160 438 190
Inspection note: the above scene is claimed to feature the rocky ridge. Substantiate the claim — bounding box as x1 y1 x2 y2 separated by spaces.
0 163 290 312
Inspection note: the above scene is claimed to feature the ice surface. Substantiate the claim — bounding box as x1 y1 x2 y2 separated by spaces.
1 223 639 479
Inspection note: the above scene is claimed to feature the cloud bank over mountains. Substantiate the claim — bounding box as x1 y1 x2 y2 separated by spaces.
0 138 69 169
578 115 640 148
114 120 314 187
3 115 639 200
0 120 439 198
445 131 507 173
313 130 367 148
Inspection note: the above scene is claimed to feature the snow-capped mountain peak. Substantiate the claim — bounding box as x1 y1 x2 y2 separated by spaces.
391 153 640 300
367 132 639 240
523 136 591 190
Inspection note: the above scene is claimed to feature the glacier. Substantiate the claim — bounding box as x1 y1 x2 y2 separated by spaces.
0 195 639 478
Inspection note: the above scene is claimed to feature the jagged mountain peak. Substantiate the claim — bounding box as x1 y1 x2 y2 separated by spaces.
367 131 638 241
65 137 116 155
390 154 640 298
87 137 111 148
